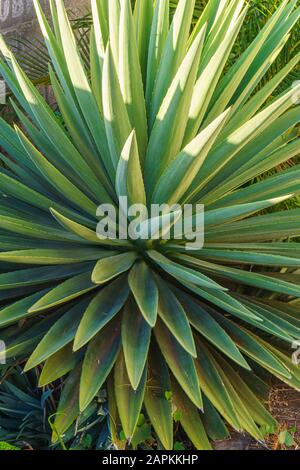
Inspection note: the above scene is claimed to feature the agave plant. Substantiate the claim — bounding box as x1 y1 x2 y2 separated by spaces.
0 0 300 450
0 366 53 448
0 366 109 449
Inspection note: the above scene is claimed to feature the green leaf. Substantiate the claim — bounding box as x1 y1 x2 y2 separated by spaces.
154 318 202 410
148 251 226 291
145 24 206 196
133 0 153 87
0 248 110 265
0 443 20 451
0 171 95 228
50 208 99 243
114 352 147 439
108 0 121 68
115 130 146 206
176 254 300 298
55 0 111 172
152 108 230 205
176 290 250 369
52 364 81 442
128 261 158 327
39 344 83 387
179 278 262 323
212 313 292 379
119 0 148 159
195 340 241 431
16 127 97 217
4 314 62 360
199 248 300 268
174 441 185 450
171 378 212 450
149 0 196 126
49 66 111 194
184 9 246 143
205 0 294 125
204 196 292 227
91 0 109 54
0 288 51 327
28 271 96 313
136 210 182 241
92 252 137 284
122 298 151 390
74 276 129 351
192 257 300 298
214 354 277 429
0 262 92 290
156 278 196 357
145 0 169 110
219 51 300 139
209 165 300 209
144 345 173 450
0 214 75 243
191 82 300 197
80 317 121 411
131 423 152 450
25 298 89 370
279 430 295 447
51 207 129 248
102 42 132 176
210 351 264 441
188 0 228 45
202 110 300 202
202 396 230 441
8 46 108 203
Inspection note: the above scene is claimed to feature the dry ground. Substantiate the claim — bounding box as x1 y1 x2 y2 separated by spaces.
214 381 300 451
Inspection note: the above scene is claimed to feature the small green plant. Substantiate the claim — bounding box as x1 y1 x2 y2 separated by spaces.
258 422 298 450
174 441 186 451
278 427 297 448
260 423 278 438
278 426 297 449
0 442 20 451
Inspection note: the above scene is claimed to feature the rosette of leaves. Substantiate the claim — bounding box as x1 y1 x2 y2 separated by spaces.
0 0 300 450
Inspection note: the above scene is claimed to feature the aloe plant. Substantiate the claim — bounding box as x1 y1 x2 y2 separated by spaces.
0 0 300 450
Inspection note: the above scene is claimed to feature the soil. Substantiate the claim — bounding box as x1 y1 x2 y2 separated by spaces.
214 380 300 451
